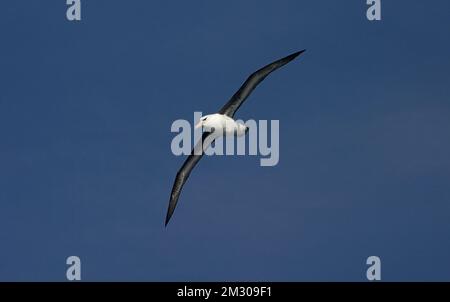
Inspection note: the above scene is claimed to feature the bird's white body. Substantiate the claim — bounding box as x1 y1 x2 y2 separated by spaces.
195 113 248 137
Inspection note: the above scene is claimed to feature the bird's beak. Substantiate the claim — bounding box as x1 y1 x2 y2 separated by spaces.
194 121 203 130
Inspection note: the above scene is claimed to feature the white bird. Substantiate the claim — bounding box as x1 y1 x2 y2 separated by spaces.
165 50 306 226
194 113 248 138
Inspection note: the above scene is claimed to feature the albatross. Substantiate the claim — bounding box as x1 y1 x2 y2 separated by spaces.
165 50 306 226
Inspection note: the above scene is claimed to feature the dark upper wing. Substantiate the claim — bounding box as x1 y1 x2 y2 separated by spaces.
165 132 213 226
218 50 305 118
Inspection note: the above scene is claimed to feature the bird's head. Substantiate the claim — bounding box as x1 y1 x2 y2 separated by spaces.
194 115 213 130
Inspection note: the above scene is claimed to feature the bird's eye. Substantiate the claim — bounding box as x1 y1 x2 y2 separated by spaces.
202 117 208 121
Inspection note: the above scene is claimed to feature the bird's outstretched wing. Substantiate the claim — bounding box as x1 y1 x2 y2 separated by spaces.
166 50 305 226
218 50 305 118
165 132 213 226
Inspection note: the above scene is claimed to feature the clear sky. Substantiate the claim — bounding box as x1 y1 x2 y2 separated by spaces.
0 1 449 281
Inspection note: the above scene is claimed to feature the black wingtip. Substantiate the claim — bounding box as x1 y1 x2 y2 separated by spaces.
165 203 176 227
282 49 306 63
164 213 172 227
292 49 306 58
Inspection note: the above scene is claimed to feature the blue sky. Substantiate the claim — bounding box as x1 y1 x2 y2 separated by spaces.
0 1 449 281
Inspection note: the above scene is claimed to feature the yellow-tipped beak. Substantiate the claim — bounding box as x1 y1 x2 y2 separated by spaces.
194 121 202 130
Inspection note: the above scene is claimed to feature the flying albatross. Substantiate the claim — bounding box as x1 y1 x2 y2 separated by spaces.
165 50 306 226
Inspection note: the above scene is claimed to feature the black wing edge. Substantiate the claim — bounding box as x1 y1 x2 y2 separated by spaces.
218 49 306 118
165 132 212 227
